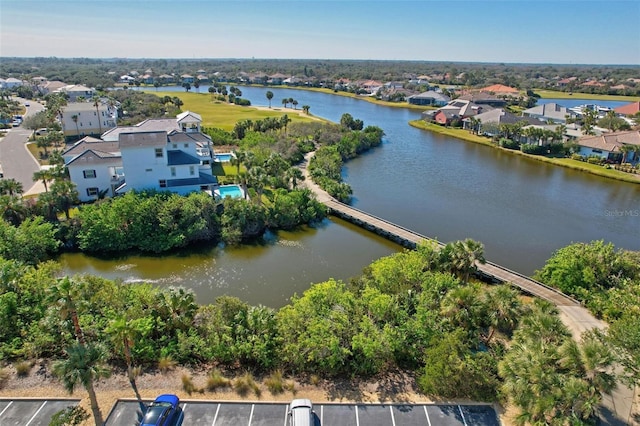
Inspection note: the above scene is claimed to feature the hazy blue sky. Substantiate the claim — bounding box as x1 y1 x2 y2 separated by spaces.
1 0 639 65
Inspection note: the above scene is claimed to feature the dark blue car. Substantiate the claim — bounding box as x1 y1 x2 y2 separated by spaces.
140 394 182 426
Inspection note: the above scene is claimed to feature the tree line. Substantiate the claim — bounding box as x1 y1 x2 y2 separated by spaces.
2 238 637 425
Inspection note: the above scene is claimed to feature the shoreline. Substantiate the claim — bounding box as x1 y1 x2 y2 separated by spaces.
409 120 640 185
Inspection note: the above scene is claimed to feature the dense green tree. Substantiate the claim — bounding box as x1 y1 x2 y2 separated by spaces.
266 90 273 108
53 343 111 426
0 217 59 264
220 197 266 244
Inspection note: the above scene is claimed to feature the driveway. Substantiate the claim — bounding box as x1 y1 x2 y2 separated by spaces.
0 99 45 193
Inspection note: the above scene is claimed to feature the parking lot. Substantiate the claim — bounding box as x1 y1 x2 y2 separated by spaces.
105 400 500 426
0 398 80 426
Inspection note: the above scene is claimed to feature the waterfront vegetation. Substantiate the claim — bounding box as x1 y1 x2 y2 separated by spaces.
536 89 640 102
409 120 640 184
1 239 637 424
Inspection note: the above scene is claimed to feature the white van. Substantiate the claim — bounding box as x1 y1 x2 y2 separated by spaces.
288 399 314 426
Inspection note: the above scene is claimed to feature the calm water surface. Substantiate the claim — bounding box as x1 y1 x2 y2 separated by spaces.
61 88 640 306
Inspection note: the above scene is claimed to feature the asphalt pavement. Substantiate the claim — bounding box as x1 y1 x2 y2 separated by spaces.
0 98 45 194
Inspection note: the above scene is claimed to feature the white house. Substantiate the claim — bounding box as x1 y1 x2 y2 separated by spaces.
63 137 123 202
64 111 217 201
55 84 95 101
0 77 23 89
60 102 118 141
577 130 640 163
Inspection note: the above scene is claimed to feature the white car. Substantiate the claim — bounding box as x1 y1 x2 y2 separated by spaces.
288 399 314 426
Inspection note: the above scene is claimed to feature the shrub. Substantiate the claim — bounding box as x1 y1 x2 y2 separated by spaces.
571 153 584 161
309 374 320 386
158 356 176 374
587 156 603 165
0 367 9 389
520 144 546 155
14 360 31 377
264 370 285 395
206 368 231 392
234 372 261 397
49 406 89 426
181 373 196 395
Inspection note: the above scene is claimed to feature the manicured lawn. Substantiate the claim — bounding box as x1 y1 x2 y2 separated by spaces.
534 89 640 102
148 91 321 131
409 120 494 146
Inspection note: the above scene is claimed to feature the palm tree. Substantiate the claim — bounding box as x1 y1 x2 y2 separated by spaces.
292 99 298 110
442 239 485 284
106 316 141 398
71 114 80 139
619 144 635 164
280 114 291 134
484 285 522 344
33 168 54 192
281 98 288 108
53 343 111 426
266 91 274 108
302 105 310 114
91 96 102 136
0 178 24 196
0 194 26 226
248 166 268 205
285 167 304 189
194 80 200 93
47 277 86 345
49 179 78 220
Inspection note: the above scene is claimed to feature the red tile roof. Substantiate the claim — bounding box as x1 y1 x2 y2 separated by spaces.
479 84 519 93
614 102 640 116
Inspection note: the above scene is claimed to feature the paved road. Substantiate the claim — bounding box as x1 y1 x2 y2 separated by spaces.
0 98 44 193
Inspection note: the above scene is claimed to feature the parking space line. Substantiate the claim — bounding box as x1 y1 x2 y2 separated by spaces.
320 405 323 425
282 404 288 426
0 401 13 417
389 405 396 426
211 403 220 426
248 404 255 425
25 401 47 426
355 405 359 426
424 405 432 426
457 405 468 426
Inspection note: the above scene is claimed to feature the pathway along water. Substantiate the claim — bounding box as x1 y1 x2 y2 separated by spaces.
60 88 640 307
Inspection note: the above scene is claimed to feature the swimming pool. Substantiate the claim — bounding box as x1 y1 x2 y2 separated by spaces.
215 184 244 199
215 153 235 162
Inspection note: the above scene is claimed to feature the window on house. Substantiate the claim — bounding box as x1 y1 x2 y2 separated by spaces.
155 148 163 158
189 166 195 176
184 143 189 148
170 167 176 177
172 143 178 149
592 149 603 153
159 180 167 188
83 169 96 178
145 168 152 172
86 187 99 196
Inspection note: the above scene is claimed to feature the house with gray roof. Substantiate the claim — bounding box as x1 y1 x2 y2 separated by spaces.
522 103 575 123
462 108 537 135
407 91 450 106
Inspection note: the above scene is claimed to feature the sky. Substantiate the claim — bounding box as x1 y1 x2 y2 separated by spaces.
1 0 639 65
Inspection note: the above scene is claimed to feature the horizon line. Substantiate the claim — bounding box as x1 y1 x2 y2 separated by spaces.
1 56 639 67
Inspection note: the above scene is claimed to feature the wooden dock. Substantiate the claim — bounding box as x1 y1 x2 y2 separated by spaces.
325 199 580 307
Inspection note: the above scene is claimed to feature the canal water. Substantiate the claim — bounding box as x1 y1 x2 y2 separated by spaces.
60 88 640 307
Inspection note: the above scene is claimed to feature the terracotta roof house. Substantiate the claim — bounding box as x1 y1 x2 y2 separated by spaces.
577 130 640 163
479 84 519 94
614 102 640 116
522 103 575 123
582 80 606 88
458 92 507 107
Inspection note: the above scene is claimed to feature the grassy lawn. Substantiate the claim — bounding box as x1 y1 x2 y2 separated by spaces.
409 120 640 184
409 120 494 146
148 91 323 131
534 89 640 102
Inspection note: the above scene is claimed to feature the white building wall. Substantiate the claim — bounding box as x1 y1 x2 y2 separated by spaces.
67 157 122 202
120 145 170 192
61 104 117 139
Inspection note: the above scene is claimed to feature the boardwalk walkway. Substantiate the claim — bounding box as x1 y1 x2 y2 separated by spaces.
299 152 635 424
